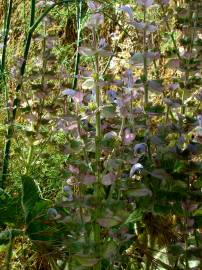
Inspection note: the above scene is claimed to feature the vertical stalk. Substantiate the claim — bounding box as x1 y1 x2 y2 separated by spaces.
72 0 83 90
1 0 13 74
93 29 102 270
5 232 13 270
24 143 34 175
1 0 13 128
143 7 148 106
161 5 181 60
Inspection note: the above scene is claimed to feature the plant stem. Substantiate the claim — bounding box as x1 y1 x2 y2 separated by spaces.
161 5 181 60
143 7 148 106
5 232 13 270
24 143 34 175
1 0 13 75
72 0 83 90
1 0 13 132
93 29 102 270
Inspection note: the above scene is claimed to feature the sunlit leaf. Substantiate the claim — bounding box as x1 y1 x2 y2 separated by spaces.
82 78 94 89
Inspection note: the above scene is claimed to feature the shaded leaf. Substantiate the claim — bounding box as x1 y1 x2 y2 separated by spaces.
97 216 122 228
73 254 99 267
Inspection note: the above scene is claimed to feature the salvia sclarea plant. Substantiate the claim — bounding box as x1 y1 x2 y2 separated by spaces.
0 0 202 269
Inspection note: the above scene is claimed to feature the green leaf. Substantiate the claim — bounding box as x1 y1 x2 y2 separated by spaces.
130 52 144 66
128 188 152 197
101 105 117 119
82 78 94 89
97 216 122 228
22 175 41 220
103 241 117 260
73 254 99 267
148 80 164 92
0 229 23 245
124 209 143 224
193 207 202 216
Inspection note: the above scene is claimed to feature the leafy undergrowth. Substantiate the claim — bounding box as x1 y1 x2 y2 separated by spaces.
0 0 202 269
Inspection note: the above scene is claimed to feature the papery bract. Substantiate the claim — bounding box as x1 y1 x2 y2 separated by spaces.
129 21 157 33
129 20 145 30
69 165 79 174
104 131 117 140
97 49 113 57
107 90 116 102
132 188 152 197
148 80 164 92
119 5 134 20
47 208 58 218
160 0 170 4
62 88 76 96
82 78 94 90
83 174 96 185
98 38 107 48
146 24 157 32
64 185 72 193
130 163 143 177
124 129 135 144
87 1 101 11
169 83 179 91
197 115 202 127
73 91 84 103
102 173 116 186
136 0 153 8
63 185 73 201
124 69 136 89
78 47 96 56
86 13 104 29
134 143 147 154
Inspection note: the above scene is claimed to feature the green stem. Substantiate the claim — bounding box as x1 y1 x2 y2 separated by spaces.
161 5 181 60
1 0 13 128
143 8 148 106
5 232 13 270
24 143 34 175
93 29 102 270
1 0 13 74
72 0 83 90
